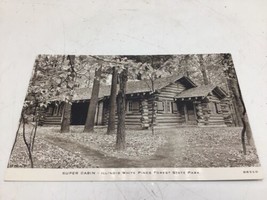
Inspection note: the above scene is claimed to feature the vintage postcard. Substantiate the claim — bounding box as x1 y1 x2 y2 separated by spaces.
5 54 263 181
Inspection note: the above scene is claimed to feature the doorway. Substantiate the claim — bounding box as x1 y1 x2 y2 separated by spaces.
71 102 89 125
184 101 197 125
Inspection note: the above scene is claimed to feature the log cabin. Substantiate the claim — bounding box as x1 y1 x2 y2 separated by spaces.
42 74 233 129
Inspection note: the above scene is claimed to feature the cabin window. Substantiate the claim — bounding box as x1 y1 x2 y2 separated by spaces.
157 100 173 113
128 101 133 111
166 101 173 113
127 100 139 112
157 101 164 111
215 103 222 113
172 102 178 113
209 102 221 114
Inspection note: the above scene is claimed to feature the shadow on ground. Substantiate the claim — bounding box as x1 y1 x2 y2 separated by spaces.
44 134 178 168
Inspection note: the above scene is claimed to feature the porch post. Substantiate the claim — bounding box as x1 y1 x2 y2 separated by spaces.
94 102 99 125
97 101 103 125
195 101 205 126
140 99 149 129
184 104 188 123
202 102 211 125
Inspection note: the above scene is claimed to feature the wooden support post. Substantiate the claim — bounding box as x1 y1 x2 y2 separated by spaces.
195 102 205 126
140 99 149 129
97 101 103 125
184 104 188 123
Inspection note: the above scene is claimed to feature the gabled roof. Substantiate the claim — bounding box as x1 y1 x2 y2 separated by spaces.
73 74 196 101
175 84 227 99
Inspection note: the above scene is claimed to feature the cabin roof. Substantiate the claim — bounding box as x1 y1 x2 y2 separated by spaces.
175 84 227 99
72 74 196 100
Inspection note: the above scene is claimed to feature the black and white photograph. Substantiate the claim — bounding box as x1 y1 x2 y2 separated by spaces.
1 0 267 198
5 53 262 180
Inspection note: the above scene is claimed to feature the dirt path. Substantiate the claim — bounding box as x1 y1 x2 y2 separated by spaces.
44 135 137 167
43 131 186 168
144 131 186 167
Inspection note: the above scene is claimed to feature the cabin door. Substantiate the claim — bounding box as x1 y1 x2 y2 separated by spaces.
71 102 89 125
184 102 197 125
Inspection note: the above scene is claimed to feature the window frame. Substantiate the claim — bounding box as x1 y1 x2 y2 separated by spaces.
157 101 165 112
157 100 173 113
128 101 133 112
209 102 222 114
127 100 140 113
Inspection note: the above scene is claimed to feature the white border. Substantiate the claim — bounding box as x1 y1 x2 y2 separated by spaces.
5 167 263 181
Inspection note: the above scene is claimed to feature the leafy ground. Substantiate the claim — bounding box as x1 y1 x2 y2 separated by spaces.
164 127 260 167
8 126 92 168
8 125 260 168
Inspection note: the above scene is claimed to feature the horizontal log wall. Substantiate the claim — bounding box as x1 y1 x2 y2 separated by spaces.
203 94 226 126
159 82 187 97
153 81 188 127
102 98 142 128
42 102 64 125
220 98 234 126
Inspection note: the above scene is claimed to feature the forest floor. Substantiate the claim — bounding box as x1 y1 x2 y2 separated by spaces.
8 125 260 168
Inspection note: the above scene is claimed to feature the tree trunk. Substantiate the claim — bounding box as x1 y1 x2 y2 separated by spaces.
84 67 102 132
198 55 209 85
107 67 118 135
116 68 128 150
232 99 243 126
241 116 247 155
61 102 72 133
224 74 242 126
223 54 254 149
183 55 190 77
60 55 76 133
230 78 254 153
21 113 34 168
228 101 238 126
31 119 38 152
244 113 254 145
235 79 254 146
